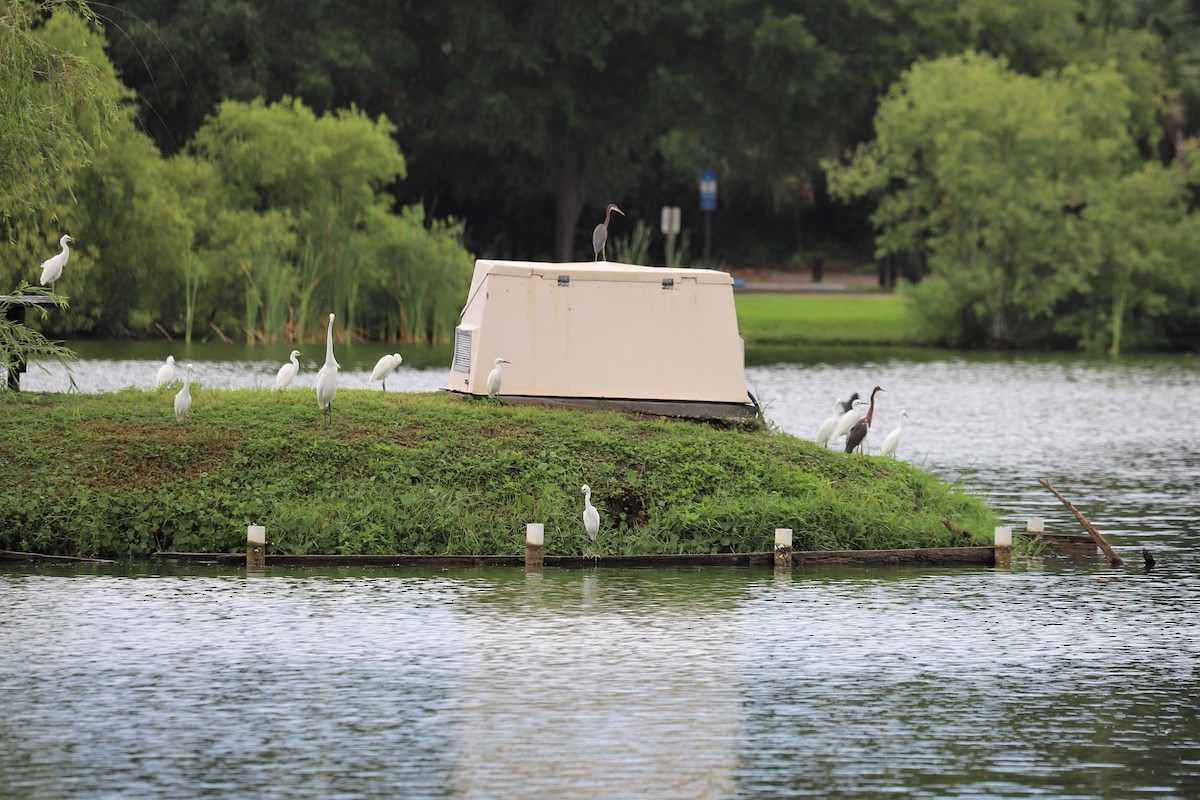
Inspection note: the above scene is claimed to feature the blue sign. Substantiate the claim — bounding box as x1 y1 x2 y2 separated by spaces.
699 169 718 211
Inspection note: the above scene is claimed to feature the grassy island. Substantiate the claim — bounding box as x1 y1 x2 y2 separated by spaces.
0 389 997 560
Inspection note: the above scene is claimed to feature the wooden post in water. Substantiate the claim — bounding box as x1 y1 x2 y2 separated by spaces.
994 526 1013 568
247 525 266 572
1027 517 1045 534
774 528 793 569
525 523 544 572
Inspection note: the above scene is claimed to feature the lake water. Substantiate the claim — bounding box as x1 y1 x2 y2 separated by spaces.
5 345 1200 798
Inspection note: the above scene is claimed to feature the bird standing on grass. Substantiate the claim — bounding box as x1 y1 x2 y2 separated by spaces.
487 357 510 399
370 353 403 391
38 234 73 297
592 204 624 261
845 386 884 453
880 410 907 457
315 313 339 426
155 355 177 389
837 393 860 414
815 400 842 448
581 484 601 544
831 399 867 444
174 363 195 421
275 349 301 390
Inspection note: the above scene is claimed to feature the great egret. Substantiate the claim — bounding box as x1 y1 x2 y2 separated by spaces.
815 400 841 448
845 386 884 454
369 353 403 391
275 349 301 390
592 204 624 261
581 484 600 543
487 357 510 399
38 234 73 296
880 410 908 457
315 313 339 425
174 363 195 421
831 399 867 442
155 355 176 389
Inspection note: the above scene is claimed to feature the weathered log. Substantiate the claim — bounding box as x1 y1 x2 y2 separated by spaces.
1037 478 1124 566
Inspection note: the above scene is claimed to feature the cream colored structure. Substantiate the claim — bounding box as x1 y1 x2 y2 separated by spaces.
448 259 748 406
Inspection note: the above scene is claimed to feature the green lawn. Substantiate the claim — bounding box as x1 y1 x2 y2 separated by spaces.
735 293 926 345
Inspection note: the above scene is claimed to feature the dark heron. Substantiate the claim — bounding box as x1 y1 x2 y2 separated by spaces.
592 204 624 261
846 386 884 453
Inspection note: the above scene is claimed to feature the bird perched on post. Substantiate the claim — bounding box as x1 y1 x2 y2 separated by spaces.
879 410 907 457
275 349 301 391
38 234 73 297
845 386 884 453
487 357 510 399
369 353 403 391
592 204 624 261
155 355 177 389
315 313 339 426
174 363 195 421
581 484 601 544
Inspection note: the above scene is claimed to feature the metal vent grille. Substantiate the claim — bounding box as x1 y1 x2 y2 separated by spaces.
557 274 570 286
452 327 472 373
662 278 675 289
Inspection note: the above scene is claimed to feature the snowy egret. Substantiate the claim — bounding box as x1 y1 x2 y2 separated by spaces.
155 355 176 389
369 353 403 391
815 400 841 448
845 386 884 454
831 399 867 442
487 357 510 399
837 393 860 414
275 349 301 390
581 484 600 542
174 363 195 421
592 204 624 261
38 234 73 296
880 410 907 457
315 313 338 425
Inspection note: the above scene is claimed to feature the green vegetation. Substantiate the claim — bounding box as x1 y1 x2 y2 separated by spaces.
736 294 924 346
0 390 997 560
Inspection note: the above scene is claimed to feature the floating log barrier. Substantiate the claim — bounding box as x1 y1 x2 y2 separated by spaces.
1 550 114 564
1038 478 1124 566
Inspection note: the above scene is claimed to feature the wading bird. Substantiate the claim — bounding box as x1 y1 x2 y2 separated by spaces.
592 204 624 261
370 353 403 391
845 386 884 453
155 355 177 389
831 398 867 443
275 349 301 390
315 313 338 426
174 363 195 421
815 400 842 448
581 484 600 543
39 234 73 297
487 357 510 399
837 393 860 414
880 410 907 457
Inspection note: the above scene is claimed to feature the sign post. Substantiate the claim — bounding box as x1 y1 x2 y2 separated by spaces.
660 206 681 266
699 169 717 265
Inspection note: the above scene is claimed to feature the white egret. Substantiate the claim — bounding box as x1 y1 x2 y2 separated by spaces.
275 349 301 390
174 363 195 421
315 313 339 425
831 398 867 442
155 355 177 389
38 234 73 296
369 353 403 391
845 386 884 454
581 484 600 543
815 400 841 448
487 357 510 399
592 204 624 261
880 410 908 457
837 393 860 414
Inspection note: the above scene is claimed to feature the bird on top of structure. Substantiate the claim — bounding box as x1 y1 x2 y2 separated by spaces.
155 355 177 389
845 386 884 453
370 353 403 391
592 204 624 261
275 349 301 391
39 234 73 296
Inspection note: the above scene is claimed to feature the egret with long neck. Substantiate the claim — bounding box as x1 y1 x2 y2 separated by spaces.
880 410 907 457
315 313 338 426
845 386 884 453
174 363 195 421
39 234 73 297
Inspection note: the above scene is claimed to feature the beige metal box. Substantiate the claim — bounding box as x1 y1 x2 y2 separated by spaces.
447 259 751 416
